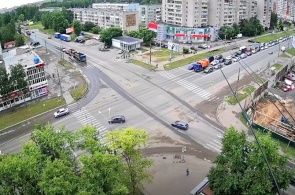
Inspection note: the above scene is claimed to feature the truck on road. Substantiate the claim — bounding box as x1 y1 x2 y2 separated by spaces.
60 34 71 42
74 52 87 62
54 32 61 39
193 59 210 72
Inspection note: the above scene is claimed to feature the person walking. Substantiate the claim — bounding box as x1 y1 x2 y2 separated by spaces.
186 168 189 176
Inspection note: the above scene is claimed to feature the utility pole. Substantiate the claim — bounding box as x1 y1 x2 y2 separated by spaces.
149 41 152 65
45 40 47 53
56 63 63 96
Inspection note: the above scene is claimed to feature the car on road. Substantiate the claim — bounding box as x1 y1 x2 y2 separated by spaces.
246 52 252 56
204 66 214 73
218 58 225 63
269 51 273 54
215 54 223 60
188 64 195 70
213 63 223 69
171 121 189 130
108 115 126 124
225 56 232 60
190 46 198 51
198 44 210 49
240 53 247 59
210 60 219 65
54 108 69 118
232 57 240 62
224 60 232 65
48 36 52 39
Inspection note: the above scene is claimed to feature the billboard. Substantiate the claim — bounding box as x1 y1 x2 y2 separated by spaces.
126 14 136 27
168 42 179 52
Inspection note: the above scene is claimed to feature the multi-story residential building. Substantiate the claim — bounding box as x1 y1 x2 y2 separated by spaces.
0 47 48 111
139 4 161 24
92 3 140 11
257 0 272 27
276 0 295 21
208 0 257 27
161 0 209 27
71 8 139 31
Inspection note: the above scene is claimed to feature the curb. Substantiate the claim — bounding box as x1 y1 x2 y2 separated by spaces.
0 102 66 132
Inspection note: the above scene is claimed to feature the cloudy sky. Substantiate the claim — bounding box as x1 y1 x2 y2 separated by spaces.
0 0 42 9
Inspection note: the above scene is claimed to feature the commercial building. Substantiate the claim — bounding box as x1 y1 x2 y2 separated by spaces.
0 47 48 111
208 0 257 27
257 0 272 28
71 8 139 31
139 4 161 24
112 36 143 51
148 22 218 42
161 0 209 27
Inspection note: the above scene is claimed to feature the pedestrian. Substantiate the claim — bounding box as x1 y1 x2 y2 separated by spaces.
186 168 189 176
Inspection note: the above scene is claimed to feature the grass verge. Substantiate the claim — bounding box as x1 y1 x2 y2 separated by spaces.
280 53 290 58
254 30 294 43
164 48 226 70
129 59 156 70
0 97 66 131
287 48 295 56
59 60 74 70
70 71 88 101
27 22 55 35
272 63 283 71
279 141 295 158
227 86 256 105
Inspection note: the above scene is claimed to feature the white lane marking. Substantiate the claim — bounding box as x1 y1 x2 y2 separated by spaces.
206 143 222 152
0 130 15 137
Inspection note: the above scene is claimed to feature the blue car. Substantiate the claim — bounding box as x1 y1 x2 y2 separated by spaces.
188 63 196 70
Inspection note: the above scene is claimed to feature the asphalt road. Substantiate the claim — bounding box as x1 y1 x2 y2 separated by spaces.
0 31 293 156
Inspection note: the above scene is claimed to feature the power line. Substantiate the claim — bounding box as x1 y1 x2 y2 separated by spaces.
219 68 281 195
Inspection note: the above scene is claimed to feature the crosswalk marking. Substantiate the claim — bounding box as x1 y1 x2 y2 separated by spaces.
158 71 219 102
205 133 224 153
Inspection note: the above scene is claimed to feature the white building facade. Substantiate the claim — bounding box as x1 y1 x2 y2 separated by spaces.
0 48 48 111
139 4 161 24
161 0 209 27
208 0 258 27
257 0 272 28
71 8 139 31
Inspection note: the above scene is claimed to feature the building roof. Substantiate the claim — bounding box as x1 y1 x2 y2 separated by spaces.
3 47 43 73
112 36 143 44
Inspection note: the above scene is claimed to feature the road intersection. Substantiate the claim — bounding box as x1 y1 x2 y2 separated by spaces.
0 31 292 157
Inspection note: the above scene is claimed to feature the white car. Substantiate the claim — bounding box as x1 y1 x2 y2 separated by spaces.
265 45 269 49
226 56 232 60
232 57 240 62
54 108 69 118
210 60 219 65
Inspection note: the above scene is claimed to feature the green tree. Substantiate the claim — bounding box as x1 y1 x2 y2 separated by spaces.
52 11 69 32
14 35 25 47
91 26 101 34
83 21 96 32
73 20 82 36
127 30 141 38
208 127 294 195
18 14 25 23
41 12 52 29
270 12 278 30
107 127 153 195
232 23 240 35
218 26 235 40
0 67 13 102
100 27 123 46
10 64 28 100
240 16 264 36
278 19 284 31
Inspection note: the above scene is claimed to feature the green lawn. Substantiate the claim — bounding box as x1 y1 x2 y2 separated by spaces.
71 84 88 101
227 86 256 105
272 63 283 71
280 53 290 58
26 22 56 35
287 48 295 56
154 49 180 57
0 97 66 131
129 59 156 70
59 60 74 70
254 30 294 43
164 48 226 70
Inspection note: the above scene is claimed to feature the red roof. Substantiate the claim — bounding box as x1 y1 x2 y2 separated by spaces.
4 41 15 47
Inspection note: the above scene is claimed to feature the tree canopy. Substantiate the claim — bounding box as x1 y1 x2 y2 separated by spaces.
240 16 264 36
100 27 123 46
127 26 156 45
0 124 152 195
208 127 294 195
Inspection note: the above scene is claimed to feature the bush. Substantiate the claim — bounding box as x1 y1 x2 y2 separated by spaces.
183 47 189 54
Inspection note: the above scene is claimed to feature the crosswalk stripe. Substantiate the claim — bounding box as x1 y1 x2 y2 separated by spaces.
207 143 221 152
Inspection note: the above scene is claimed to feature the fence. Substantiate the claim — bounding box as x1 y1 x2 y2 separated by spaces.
242 81 268 111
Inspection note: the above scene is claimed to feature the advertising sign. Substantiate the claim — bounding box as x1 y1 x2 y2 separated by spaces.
168 42 179 52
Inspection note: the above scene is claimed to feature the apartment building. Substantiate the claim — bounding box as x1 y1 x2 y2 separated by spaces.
71 8 139 31
276 0 295 20
139 4 161 24
0 47 48 112
161 0 209 27
208 0 257 27
92 3 140 11
257 0 272 27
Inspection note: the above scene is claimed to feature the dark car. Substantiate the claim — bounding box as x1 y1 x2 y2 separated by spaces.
108 115 125 124
204 66 214 73
224 60 232 65
248 40 255 43
190 46 198 51
234 52 240 56
171 121 189 130
219 58 225 63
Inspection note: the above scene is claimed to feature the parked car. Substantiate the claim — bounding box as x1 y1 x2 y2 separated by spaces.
54 108 69 118
108 115 126 124
219 58 225 63
224 60 232 65
204 66 214 73
246 52 252 56
171 121 189 130
240 53 247 59
215 54 223 60
190 46 198 51
210 60 219 65
213 63 223 69
225 56 232 60
232 57 240 62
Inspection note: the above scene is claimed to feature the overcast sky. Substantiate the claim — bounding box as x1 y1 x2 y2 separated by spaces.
0 0 42 9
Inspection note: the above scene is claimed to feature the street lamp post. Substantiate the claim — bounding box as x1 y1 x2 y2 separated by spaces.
98 111 110 130
108 108 111 121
